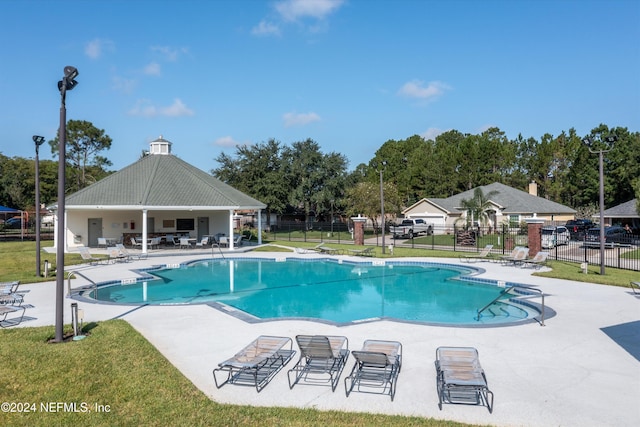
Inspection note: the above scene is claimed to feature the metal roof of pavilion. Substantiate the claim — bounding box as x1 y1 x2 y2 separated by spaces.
63 149 266 211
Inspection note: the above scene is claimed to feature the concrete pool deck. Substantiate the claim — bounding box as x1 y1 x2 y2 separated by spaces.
10 250 640 427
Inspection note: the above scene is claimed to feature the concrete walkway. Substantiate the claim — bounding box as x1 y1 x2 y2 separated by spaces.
10 249 640 427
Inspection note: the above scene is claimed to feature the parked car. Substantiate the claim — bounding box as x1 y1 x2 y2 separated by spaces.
565 219 595 240
541 226 570 248
3 217 24 229
584 226 634 248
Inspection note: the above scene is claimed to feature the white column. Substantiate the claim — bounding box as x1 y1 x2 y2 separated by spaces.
257 209 263 245
142 209 148 254
228 210 235 250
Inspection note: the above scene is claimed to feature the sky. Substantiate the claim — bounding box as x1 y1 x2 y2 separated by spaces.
0 0 638 173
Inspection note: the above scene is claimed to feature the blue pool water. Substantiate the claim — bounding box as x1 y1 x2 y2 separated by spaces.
88 258 538 325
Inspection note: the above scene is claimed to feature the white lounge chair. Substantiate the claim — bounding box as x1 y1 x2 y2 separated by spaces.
344 339 402 400
288 335 350 391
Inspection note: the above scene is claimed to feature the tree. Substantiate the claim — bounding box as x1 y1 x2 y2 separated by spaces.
213 139 290 228
343 181 401 230
458 187 499 229
49 120 113 192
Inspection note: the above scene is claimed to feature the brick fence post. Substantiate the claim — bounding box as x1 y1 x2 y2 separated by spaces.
525 218 545 257
351 215 367 246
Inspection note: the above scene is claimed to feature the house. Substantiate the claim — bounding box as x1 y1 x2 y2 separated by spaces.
402 182 576 233
52 136 266 253
601 198 639 231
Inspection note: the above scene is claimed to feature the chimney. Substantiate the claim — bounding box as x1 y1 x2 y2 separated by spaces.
528 181 538 197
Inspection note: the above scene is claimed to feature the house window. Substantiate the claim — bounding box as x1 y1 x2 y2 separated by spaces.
509 215 519 228
163 219 175 228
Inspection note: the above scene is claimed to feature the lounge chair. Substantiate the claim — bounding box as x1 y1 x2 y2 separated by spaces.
498 246 522 263
179 237 192 249
130 237 142 248
460 244 494 263
435 346 494 413
318 246 342 255
501 247 529 265
630 281 640 295
97 237 108 248
77 246 106 265
522 251 549 269
115 243 146 260
294 243 324 254
108 247 128 263
347 247 375 257
344 339 402 400
288 335 350 391
0 304 26 328
213 335 296 392
1 281 23 295
149 237 162 249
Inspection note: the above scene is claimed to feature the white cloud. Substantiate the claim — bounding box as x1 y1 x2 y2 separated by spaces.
150 45 188 62
128 98 194 117
251 20 281 36
214 136 242 148
143 62 161 76
85 38 115 59
275 0 345 22
398 80 450 101
283 111 321 127
421 127 447 141
111 76 136 94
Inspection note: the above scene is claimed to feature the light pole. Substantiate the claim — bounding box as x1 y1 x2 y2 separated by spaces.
55 66 79 343
33 135 45 277
330 199 334 236
582 134 616 276
378 161 387 254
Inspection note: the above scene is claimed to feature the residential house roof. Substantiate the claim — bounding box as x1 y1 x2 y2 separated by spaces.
602 199 638 218
404 182 575 216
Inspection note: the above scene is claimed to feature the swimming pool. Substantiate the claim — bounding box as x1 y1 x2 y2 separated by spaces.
80 258 543 326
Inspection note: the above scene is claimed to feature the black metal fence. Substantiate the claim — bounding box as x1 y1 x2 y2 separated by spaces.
267 220 640 272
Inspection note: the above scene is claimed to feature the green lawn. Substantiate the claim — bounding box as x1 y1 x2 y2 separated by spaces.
0 320 473 427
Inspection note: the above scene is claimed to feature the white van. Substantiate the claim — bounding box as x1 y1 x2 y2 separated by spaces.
541 226 570 248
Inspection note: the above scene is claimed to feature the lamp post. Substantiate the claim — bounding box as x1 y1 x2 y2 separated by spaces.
55 66 79 343
378 161 387 254
330 199 334 236
582 134 616 276
33 135 45 277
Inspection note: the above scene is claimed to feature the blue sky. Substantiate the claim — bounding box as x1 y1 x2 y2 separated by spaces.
1 0 638 173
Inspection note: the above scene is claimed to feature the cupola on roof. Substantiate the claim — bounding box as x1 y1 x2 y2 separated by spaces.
149 135 172 155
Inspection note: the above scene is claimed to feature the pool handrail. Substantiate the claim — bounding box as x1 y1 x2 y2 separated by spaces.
476 285 545 326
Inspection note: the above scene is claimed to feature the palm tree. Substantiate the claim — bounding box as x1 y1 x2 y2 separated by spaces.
458 187 499 230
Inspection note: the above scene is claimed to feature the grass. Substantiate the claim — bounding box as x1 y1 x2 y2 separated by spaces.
0 320 474 427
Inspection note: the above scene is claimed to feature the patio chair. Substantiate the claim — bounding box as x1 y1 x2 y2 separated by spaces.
630 281 640 295
1 281 24 295
195 236 209 249
97 237 108 248
288 335 350 391
435 346 494 413
0 304 26 328
460 244 494 263
130 237 142 248
149 237 162 249
498 246 522 263
521 251 549 269
213 335 296 392
233 234 244 246
344 339 402 400
78 246 106 265
179 237 191 249
0 292 25 306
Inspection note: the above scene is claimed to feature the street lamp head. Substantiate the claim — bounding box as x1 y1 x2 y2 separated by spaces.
604 135 618 144
64 66 79 80
33 135 45 146
58 65 79 93
582 136 593 146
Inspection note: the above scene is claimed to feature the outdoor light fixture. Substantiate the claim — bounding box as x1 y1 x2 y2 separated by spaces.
582 134 617 276
33 135 46 278
54 65 79 343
